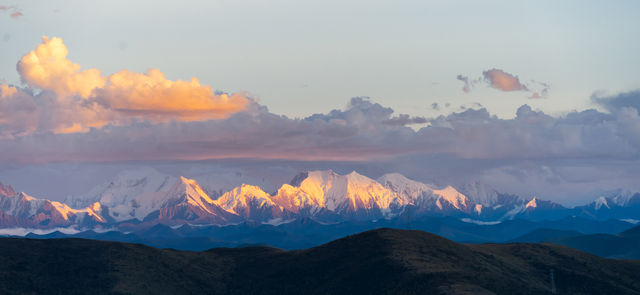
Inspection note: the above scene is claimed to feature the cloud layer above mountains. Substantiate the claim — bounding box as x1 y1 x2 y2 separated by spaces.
0 37 639 164
1 86 638 165
1 37 640 201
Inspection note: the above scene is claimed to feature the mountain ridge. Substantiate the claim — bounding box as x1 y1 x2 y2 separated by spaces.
0 168 638 231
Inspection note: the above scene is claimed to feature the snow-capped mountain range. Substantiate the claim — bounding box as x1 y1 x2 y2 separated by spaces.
0 169 638 230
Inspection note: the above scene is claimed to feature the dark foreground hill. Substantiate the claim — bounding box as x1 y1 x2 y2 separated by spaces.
1 229 639 295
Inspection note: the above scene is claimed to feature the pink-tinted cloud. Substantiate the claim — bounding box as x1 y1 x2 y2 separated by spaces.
482 69 528 92
457 69 549 98
529 88 548 99
0 5 22 19
1 36 250 136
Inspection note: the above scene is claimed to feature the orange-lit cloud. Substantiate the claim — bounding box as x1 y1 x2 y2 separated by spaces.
93 69 249 122
482 69 527 92
1 36 250 137
0 84 18 98
17 36 106 98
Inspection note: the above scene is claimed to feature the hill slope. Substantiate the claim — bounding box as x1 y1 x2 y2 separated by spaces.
508 224 640 259
1 229 639 294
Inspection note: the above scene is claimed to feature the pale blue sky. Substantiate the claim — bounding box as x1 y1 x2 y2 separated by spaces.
2 1 640 202
1 0 639 119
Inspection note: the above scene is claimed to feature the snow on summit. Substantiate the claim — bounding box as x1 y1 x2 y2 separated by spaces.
1 168 637 230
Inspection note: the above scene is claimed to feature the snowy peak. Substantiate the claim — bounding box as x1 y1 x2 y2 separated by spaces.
342 171 400 211
150 176 240 225
189 171 276 199
377 173 430 188
295 170 401 213
0 192 106 228
214 184 285 221
578 190 640 213
582 189 640 210
5 169 640 230
433 186 472 211
572 190 640 220
608 190 640 207
289 172 309 187
173 176 217 209
270 170 404 219
523 197 565 211
526 197 538 209
65 167 176 209
594 196 611 210
378 173 472 211
0 181 16 197
377 173 433 202
139 176 221 217
215 184 274 213
456 181 501 206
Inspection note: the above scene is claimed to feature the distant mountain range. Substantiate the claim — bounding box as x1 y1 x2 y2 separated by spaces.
510 225 640 259
2 228 640 295
1 168 639 232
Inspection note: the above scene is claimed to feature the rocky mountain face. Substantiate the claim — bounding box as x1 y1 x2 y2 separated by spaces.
0 182 16 197
574 190 640 220
0 192 104 228
0 168 637 230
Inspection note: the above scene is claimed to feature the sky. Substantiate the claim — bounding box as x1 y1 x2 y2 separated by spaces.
1 0 640 205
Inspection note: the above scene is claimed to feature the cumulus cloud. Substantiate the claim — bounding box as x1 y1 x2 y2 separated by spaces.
592 90 640 113
17 36 106 98
0 98 421 163
458 68 550 98
1 94 640 165
0 36 250 136
92 69 248 121
423 105 637 160
382 114 428 126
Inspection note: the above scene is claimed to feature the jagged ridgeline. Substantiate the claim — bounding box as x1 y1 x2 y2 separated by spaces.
0 168 639 230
